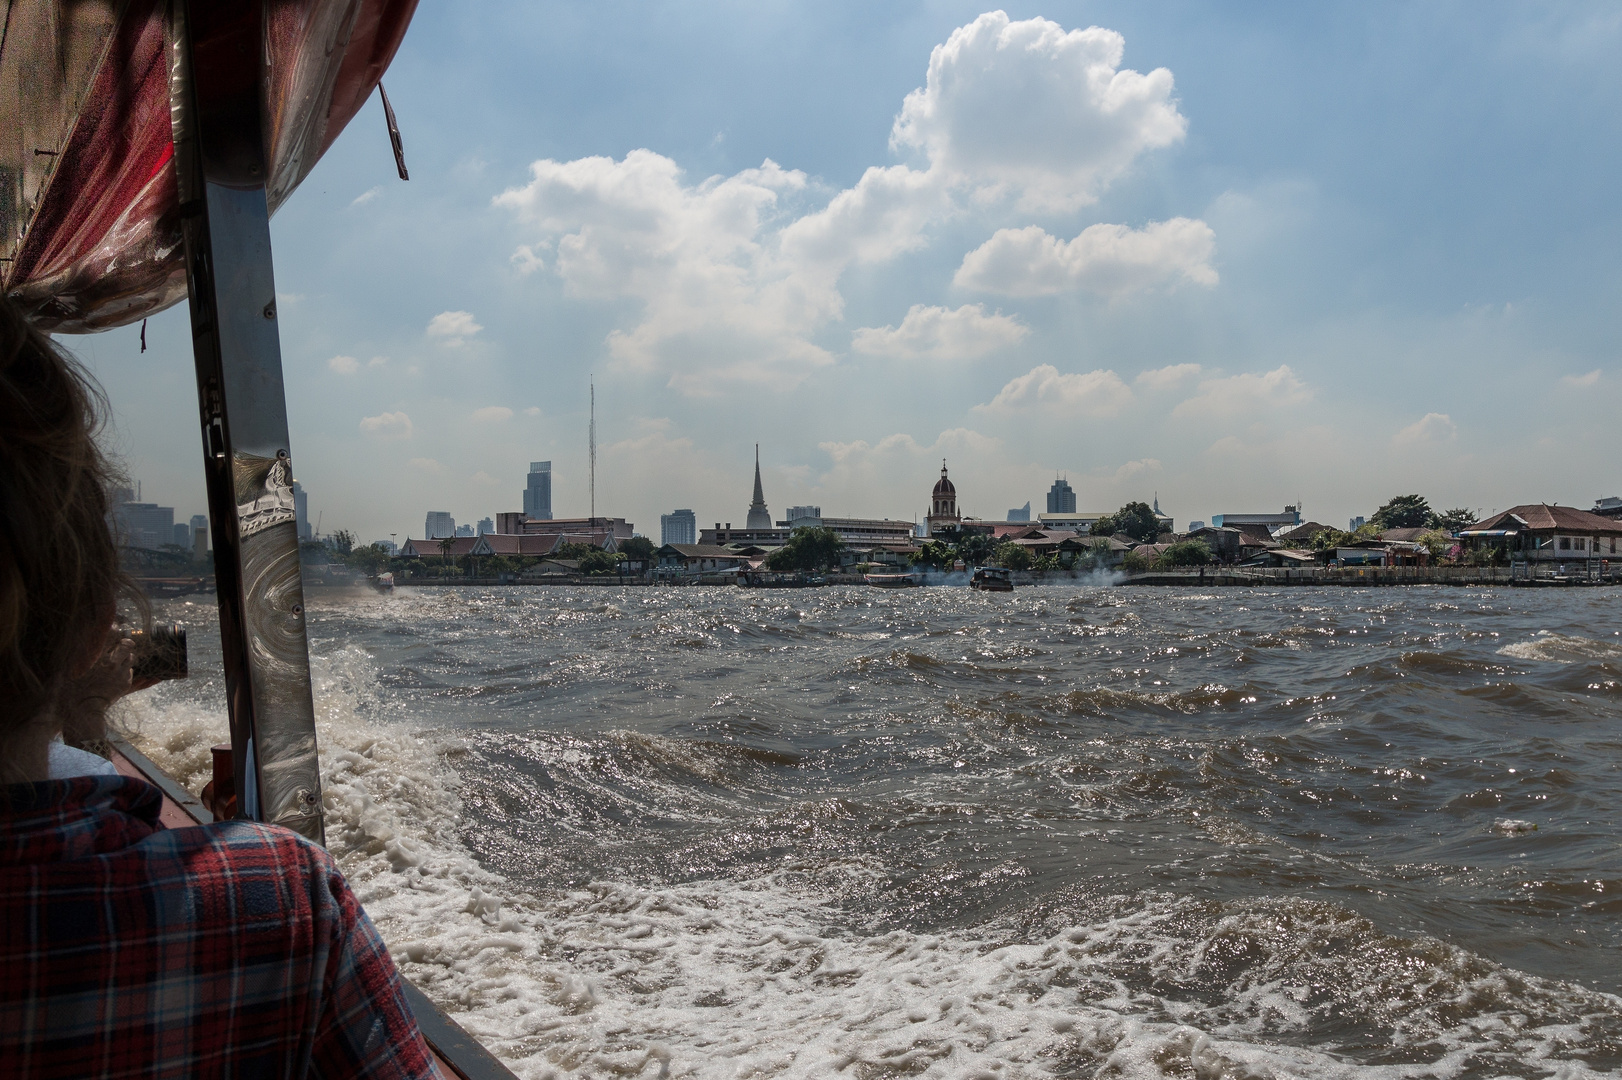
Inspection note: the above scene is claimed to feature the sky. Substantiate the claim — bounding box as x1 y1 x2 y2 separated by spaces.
69 2 1622 541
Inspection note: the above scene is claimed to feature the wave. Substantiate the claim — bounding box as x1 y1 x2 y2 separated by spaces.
1499 631 1622 665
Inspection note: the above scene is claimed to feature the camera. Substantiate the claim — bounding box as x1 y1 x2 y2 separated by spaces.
130 624 188 684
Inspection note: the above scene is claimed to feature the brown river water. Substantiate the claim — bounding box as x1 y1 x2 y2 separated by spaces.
122 584 1622 1079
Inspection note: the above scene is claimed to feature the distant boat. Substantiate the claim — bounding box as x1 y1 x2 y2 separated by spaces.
865 572 921 588
970 567 1014 592
372 572 395 593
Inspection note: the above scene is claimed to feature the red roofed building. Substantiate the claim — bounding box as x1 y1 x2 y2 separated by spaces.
1461 504 1622 570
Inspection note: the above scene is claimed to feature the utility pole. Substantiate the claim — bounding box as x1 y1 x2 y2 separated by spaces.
589 375 596 522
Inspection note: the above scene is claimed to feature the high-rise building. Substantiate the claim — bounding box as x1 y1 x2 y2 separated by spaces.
454 523 475 537
292 481 311 540
190 514 209 560
424 511 455 539
523 461 552 520
112 501 176 550
476 517 495 535
1046 478 1076 515
1349 515 1366 531
784 505 821 525
172 523 191 547
661 509 697 546
746 445 772 530
1007 502 1031 522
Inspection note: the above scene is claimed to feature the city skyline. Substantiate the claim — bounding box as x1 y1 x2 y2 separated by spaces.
67 3 1622 544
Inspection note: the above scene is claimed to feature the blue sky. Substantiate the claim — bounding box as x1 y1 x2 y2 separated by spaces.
72 2 1622 541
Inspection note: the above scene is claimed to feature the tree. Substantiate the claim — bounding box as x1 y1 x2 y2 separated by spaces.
349 543 391 576
911 540 956 570
620 536 656 562
994 541 1033 570
329 529 355 556
765 526 845 571
954 531 997 566
1121 549 1152 573
437 536 455 565
1434 507 1477 533
1154 539 1213 568
1370 494 1434 530
1093 502 1161 544
578 549 623 575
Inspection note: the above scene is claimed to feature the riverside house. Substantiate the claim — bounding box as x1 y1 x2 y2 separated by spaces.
1461 504 1622 574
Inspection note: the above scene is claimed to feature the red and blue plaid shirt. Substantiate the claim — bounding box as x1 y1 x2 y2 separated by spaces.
1 774 446 1079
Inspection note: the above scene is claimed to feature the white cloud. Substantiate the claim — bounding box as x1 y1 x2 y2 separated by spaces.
427 310 483 345
496 13 1194 393
851 304 1027 360
471 406 514 423
1171 365 1311 418
1392 412 1458 447
977 364 1134 417
368 356 388 369
470 470 501 486
1561 369 1601 387
1112 458 1163 481
350 186 382 207
328 355 360 375
891 12 1186 212
408 457 449 475
1135 363 1202 391
524 406 542 416
954 218 1217 297
359 411 413 439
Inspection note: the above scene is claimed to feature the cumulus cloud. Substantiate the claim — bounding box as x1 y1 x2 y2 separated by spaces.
1171 365 1310 418
496 12 1194 392
408 457 449 475
470 471 501 485
955 218 1217 297
1112 458 1163 481
471 406 514 423
350 186 382 207
977 364 1134 416
1135 363 1202 391
851 304 1027 360
427 310 482 345
891 12 1186 212
523 406 542 416
328 355 360 375
359 411 413 439
1392 412 1457 447
1560 369 1601 388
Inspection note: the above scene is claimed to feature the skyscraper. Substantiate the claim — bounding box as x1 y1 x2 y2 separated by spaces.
1046 477 1076 515
476 517 495 535
746 445 771 530
661 509 697 546
293 481 311 540
524 461 553 520
1007 501 1031 522
424 511 455 539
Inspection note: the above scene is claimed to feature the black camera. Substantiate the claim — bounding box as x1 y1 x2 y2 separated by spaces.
130 624 188 684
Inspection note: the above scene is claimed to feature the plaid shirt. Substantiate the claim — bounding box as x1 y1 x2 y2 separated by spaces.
1 775 446 1079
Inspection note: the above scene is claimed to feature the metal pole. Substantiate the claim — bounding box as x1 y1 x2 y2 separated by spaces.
168 0 324 843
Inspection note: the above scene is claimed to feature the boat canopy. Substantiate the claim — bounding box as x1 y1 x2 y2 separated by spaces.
0 0 416 332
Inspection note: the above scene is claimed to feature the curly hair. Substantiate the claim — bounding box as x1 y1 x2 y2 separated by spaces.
0 298 136 779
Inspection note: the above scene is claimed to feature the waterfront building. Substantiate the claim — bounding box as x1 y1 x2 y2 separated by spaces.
523 461 553 520
476 517 495 535
518 516 634 540
293 481 310 540
1046 478 1076 515
1461 504 1622 567
661 509 698 546
746 445 772 530
424 511 455 539
656 544 752 576
925 461 962 537
1007 502 1031 522
1593 497 1622 520
701 522 788 546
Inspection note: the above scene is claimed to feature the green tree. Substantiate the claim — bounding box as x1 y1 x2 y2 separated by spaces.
329 529 355 556
349 542 391 576
437 536 455 565
620 536 656 562
954 531 997 566
554 541 597 560
1154 539 1213 567
578 549 623 575
1434 507 1477 533
911 540 956 570
765 526 846 571
1092 502 1161 544
1370 494 1434 530
1121 549 1152 573
994 541 1033 570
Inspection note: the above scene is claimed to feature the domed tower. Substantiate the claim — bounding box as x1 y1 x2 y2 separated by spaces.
925 459 961 537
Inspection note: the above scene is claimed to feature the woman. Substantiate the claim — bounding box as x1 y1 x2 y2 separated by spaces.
0 299 444 1079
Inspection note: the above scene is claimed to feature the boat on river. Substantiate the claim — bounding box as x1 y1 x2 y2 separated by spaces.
970 567 1014 591
866 572 922 588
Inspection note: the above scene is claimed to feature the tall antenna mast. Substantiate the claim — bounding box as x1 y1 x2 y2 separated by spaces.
589 375 596 521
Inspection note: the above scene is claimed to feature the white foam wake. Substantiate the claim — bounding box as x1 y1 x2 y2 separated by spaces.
116 646 1622 1080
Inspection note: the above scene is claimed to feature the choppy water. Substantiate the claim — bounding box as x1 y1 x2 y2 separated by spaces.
120 584 1622 1079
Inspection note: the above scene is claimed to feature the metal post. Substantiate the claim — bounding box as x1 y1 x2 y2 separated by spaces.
168 0 323 843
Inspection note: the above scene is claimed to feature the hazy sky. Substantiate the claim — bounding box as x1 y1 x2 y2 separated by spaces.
70 2 1622 540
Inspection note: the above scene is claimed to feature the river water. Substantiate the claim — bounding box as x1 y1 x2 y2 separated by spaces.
121 584 1622 1079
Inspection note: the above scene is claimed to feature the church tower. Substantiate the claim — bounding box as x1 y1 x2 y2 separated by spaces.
746 444 772 530
925 459 961 537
